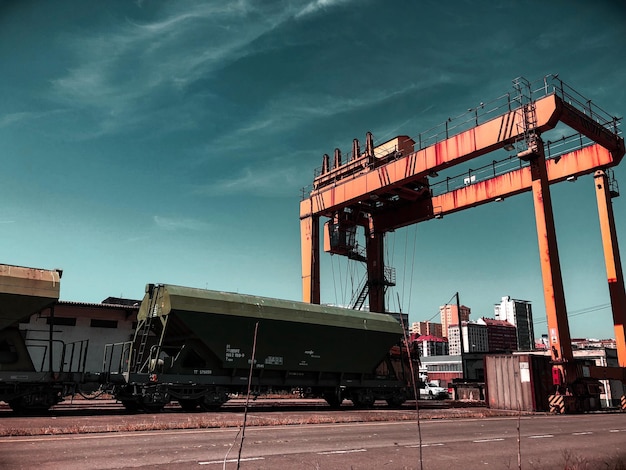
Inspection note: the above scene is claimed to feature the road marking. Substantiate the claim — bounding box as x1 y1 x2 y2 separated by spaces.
609 430 621 433
528 435 553 439
473 438 505 443
572 432 592 435
199 457 264 465
406 443 444 448
318 449 367 455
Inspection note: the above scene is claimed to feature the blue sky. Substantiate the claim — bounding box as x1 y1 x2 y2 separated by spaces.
1 0 625 339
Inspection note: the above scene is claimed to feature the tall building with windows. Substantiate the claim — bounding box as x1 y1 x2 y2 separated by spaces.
410 321 443 338
447 321 489 355
439 304 471 338
477 317 518 352
494 296 535 350
415 335 449 357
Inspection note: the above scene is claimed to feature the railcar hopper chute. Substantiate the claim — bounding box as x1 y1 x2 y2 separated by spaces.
0 264 61 331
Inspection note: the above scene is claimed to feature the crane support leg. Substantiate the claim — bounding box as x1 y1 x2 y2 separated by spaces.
594 170 626 367
365 220 385 313
528 140 575 388
301 215 320 304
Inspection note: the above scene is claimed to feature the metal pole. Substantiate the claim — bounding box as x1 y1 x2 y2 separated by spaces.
456 292 466 379
594 170 626 367
48 305 54 373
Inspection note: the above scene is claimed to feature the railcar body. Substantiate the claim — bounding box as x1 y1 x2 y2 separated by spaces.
105 284 413 411
0 264 83 412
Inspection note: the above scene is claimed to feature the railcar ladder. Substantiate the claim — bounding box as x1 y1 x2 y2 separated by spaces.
132 317 153 372
132 291 159 373
513 76 539 155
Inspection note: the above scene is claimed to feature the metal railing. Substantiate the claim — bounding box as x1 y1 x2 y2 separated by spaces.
103 341 132 375
26 338 89 374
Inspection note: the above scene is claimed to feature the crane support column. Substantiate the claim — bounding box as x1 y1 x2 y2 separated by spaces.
594 170 626 367
365 219 385 313
527 139 575 388
300 214 320 304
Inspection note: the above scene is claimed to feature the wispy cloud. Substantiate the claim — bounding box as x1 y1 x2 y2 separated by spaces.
295 0 352 18
45 0 363 139
194 158 310 197
153 215 211 231
49 1 338 138
0 112 36 128
0 110 67 129
210 79 439 153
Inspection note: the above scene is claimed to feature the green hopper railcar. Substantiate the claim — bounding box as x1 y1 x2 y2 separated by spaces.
104 284 414 412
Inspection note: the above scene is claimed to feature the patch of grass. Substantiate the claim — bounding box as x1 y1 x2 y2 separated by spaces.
0 407 499 437
528 450 626 470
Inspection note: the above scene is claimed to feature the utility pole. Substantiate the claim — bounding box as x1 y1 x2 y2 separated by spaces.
456 292 466 380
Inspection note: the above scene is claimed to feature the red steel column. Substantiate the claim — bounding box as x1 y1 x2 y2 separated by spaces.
528 139 574 386
300 215 320 304
366 218 386 313
594 170 626 367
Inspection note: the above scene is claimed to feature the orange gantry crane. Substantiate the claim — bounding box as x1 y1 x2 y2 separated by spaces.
300 75 626 412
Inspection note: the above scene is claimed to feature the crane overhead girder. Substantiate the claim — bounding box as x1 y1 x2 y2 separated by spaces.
433 144 616 220
300 94 624 221
305 143 618 235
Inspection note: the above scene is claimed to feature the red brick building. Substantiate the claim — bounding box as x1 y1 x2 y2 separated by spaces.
478 317 517 352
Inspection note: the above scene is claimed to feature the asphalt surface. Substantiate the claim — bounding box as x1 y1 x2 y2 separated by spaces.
0 412 625 469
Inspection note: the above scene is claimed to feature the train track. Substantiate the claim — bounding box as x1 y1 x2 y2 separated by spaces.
0 397 464 417
0 398 492 438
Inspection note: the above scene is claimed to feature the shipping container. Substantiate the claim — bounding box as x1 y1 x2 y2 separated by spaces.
484 354 553 411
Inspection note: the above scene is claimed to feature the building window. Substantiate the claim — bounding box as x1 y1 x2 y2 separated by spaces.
46 317 76 326
90 319 118 329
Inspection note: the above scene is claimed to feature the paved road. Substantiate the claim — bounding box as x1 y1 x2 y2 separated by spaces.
0 413 624 469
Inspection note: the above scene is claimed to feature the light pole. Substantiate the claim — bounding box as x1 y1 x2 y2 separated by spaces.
456 292 467 380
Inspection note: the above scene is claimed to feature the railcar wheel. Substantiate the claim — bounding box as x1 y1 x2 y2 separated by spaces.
386 395 406 409
198 398 227 411
7 399 48 414
351 399 375 409
121 400 141 412
141 403 165 413
178 399 200 412
323 391 343 409
8 403 51 414
351 389 375 409
8 392 57 414
198 391 229 411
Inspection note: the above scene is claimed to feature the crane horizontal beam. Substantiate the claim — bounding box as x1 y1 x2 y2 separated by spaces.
301 95 624 221
347 143 617 233
433 143 616 217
